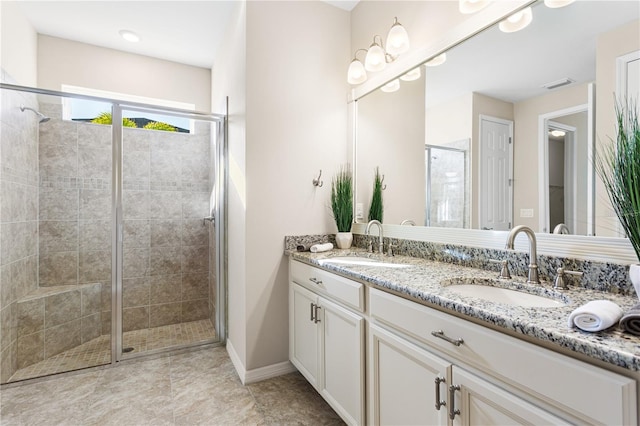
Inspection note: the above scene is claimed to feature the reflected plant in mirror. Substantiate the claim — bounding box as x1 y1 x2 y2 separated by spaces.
368 167 384 222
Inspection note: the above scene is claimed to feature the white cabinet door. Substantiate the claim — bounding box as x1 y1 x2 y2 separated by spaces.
451 367 570 426
319 296 365 426
369 324 449 426
289 283 320 388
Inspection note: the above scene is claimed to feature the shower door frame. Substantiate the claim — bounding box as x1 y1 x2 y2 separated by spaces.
111 103 228 362
0 83 228 371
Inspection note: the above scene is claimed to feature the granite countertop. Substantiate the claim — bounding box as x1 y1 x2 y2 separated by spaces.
287 248 640 372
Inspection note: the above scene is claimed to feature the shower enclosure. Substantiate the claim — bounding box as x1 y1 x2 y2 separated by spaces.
0 81 227 383
425 143 469 228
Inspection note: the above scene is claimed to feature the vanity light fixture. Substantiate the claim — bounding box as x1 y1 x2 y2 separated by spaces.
347 17 411 84
425 53 447 67
119 29 140 43
498 7 533 33
459 0 491 14
386 17 410 56
347 49 368 85
550 130 566 138
400 67 421 82
544 0 576 8
380 79 400 93
365 35 387 72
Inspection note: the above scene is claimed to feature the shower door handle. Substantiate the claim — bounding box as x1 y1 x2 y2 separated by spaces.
203 215 215 225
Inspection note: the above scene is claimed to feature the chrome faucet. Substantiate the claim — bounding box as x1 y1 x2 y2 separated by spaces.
366 220 384 254
553 223 570 235
400 219 416 226
505 225 539 284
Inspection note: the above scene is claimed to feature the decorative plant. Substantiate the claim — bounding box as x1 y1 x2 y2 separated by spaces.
368 167 384 222
331 165 353 233
595 100 640 261
91 112 137 128
143 121 177 132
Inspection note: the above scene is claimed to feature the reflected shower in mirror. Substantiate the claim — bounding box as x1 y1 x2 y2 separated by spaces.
354 0 639 236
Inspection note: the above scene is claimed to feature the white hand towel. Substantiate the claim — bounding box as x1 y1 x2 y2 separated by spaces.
568 300 623 332
310 243 333 253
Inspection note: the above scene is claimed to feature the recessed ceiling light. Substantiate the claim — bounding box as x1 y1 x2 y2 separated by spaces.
119 30 140 43
550 130 566 138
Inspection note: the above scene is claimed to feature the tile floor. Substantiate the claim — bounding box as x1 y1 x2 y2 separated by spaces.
9 320 217 383
0 346 344 425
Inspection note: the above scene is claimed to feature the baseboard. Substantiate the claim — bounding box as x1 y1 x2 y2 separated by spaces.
226 340 297 385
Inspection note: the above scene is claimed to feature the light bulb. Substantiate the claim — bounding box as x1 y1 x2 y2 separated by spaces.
347 59 367 85
498 7 533 33
459 0 490 14
386 18 410 56
380 79 400 93
365 42 386 72
400 67 421 82
425 53 447 67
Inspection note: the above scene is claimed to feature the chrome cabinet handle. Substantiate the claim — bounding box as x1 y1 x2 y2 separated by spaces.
310 303 315 322
431 330 464 347
449 384 461 420
313 305 321 323
434 377 446 410
309 277 323 285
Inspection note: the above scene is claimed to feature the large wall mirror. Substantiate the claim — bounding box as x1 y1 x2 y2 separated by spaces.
354 0 639 239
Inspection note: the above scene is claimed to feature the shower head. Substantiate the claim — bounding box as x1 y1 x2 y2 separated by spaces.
20 106 50 123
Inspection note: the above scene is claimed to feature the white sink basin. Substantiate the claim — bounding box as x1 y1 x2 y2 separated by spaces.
446 283 566 308
317 256 410 269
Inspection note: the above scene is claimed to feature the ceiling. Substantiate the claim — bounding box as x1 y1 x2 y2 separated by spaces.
15 1 358 69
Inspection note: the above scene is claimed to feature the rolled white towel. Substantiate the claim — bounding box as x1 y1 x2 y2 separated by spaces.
568 300 623 332
310 243 334 253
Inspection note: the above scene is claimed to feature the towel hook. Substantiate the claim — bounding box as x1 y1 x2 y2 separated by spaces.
313 169 323 187
381 174 387 190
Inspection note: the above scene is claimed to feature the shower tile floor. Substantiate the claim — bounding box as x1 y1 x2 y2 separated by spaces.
8 319 216 383
0 346 344 425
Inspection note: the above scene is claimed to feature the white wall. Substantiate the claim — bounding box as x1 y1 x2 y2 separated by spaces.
213 1 350 375
211 1 248 372
0 2 38 85
38 35 211 111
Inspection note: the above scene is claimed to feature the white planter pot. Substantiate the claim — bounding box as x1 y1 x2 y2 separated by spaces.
335 232 353 249
630 264 640 301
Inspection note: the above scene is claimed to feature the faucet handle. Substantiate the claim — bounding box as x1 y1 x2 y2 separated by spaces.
489 259 511 280
386 242 394 257
367 237 373 253
553 267 583 290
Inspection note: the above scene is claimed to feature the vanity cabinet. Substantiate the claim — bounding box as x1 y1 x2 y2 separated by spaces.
289 261 365 426
369 287 637 426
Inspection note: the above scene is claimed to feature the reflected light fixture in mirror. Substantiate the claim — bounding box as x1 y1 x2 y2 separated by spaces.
365 36 387 72
386 17 410 56
400 67 422 82
499 7 533 33
550 129 566 137
348 49 368 85
544 0 576 8
119 29 140 43
381 79 400 93
425 53 447 67
459 0 491 14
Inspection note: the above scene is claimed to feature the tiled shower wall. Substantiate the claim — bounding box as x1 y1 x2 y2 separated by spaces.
0 73 40 381
120 118 212 332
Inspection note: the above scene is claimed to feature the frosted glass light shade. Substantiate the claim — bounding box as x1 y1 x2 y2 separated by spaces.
499 7 533 33
380 79 400 93
347 59 367 85
400 67 421 82
544 0 575 8
386 19 410 56
365 43 386 72
425 53 447 67
459 0 490 14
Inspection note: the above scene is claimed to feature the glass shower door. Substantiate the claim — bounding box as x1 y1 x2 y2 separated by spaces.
117 105 220 358
426 145 468 228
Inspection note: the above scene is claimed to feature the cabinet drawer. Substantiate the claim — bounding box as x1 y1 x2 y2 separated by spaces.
370 288 636 425
290 260 364 312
